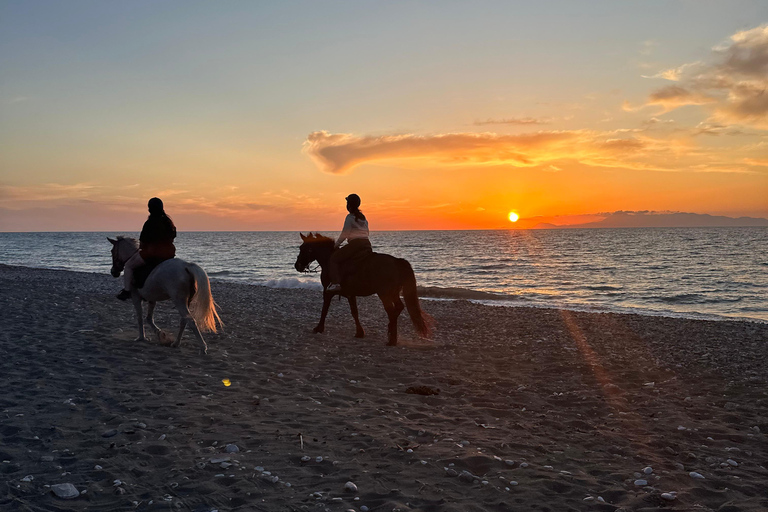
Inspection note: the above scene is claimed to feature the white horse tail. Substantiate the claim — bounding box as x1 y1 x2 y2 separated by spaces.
185 264 222 333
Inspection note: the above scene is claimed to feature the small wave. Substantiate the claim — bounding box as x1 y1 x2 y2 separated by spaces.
208 270 233 276
417 286 513 301
260 277 323 291
584 285 623 291
656 293 704 304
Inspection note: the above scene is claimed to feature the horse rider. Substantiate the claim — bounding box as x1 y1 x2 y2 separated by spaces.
325 194 372 293
116 197 177 300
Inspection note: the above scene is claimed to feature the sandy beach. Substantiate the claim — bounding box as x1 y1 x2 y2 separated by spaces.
1 263 767 512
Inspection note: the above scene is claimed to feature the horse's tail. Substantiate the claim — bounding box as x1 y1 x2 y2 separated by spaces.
185 264 222 333
397 258 434 338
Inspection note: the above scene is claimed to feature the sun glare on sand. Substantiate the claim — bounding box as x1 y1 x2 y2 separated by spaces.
508 212 519 223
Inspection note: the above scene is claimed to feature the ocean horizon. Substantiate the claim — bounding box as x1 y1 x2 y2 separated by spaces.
1 227 766 323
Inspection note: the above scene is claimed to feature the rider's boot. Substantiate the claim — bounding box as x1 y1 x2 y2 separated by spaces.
116 289 131 301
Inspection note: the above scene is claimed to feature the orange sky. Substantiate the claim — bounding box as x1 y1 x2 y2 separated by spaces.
1 4 767 231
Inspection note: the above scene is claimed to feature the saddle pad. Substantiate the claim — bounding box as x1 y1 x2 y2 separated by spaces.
135 257 171 288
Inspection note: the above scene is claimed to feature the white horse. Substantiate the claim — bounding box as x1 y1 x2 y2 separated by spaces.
108 236 222 354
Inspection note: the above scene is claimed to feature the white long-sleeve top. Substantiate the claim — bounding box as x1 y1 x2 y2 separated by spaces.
335 213 369 248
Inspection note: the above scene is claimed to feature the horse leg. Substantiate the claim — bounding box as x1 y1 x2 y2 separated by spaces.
347 296 365 338
132 295 148 343
313 292 334 334
378 293 400 346
145 301 162 341
172 299 208 355
389 294 405 346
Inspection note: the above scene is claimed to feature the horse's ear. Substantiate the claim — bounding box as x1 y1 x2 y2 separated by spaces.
108 237 117 245
300 233 307 241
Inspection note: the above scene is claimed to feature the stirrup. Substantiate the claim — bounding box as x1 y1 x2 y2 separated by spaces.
325 283 342 293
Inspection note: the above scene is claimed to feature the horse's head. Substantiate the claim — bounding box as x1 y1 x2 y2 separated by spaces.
295 232 334 272
108 236 138 278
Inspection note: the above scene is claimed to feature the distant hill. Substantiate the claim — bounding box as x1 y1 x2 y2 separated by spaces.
534 211 768 229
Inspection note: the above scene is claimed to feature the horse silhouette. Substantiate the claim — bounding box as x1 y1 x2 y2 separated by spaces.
109 236 221 354
294 233 432 345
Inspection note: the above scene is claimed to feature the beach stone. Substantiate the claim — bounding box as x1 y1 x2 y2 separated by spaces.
209 457 230 464
101 429 118 438
225 444 239 453
51 483 79 499
519 462 529 468
689 471 705 479
674 462 685 471
361 507 369 512
444 468 458 477
504 459 515 467
315 456 323 463
21 475 33 482
458 470 476 483
344 481 358 493
301 456 311 463
634 479 648 486
726 459 738 467
41 455 54 462
643 466 653 474
508 480 518 486
661 492 677 501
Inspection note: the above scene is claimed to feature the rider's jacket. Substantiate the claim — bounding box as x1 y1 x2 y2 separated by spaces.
139 214 177 260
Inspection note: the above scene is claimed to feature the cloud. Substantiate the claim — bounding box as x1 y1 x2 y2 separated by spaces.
303 129 746 175
305 130 652 174
636 25 768 129
473 117 551 126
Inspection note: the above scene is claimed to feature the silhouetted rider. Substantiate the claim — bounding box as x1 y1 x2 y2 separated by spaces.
326 193 372 293
117 197 177 300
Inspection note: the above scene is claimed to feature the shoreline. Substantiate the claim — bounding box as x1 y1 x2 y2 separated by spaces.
1 264 767 511
4 262 766 325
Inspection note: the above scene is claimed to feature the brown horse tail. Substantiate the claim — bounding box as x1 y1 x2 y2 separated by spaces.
185 264 223 333
397 258 434 338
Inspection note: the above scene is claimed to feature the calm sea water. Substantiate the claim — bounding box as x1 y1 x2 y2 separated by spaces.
1 229 766 322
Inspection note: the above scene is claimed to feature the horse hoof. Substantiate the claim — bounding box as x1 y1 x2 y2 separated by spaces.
312 327 324 334
134 337 149 343
355 331 365 338
387 340 398 346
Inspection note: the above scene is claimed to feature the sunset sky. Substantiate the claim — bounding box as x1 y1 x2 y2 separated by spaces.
1 1 767 231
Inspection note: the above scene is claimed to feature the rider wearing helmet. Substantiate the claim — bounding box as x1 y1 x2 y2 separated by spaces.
116 197 177 300
326 193 372 293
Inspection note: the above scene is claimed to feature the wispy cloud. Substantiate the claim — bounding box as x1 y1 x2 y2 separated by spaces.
634 25 768 129
303 129 746 175
473 117 551 126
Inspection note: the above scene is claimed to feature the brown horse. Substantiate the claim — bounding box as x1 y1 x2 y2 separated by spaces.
294 233 433 345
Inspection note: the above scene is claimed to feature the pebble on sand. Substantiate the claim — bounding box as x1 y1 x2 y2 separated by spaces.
634 479 648 486
689 471 705 479
344 481 358 493
225 444 239 453
661 492 677 501
51 483 80 499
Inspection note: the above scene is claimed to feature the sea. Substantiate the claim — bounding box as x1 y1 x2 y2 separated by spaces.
1 228 766 323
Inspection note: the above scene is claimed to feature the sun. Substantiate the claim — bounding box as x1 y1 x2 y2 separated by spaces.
508 211 519 223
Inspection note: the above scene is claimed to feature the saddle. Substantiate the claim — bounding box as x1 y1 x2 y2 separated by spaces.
134 257 173 289
339 251 375 285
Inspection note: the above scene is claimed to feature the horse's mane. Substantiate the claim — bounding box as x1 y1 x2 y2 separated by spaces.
117 235 139 248
303 232 334 245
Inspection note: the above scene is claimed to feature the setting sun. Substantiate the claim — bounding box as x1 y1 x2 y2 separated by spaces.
508 212 520 223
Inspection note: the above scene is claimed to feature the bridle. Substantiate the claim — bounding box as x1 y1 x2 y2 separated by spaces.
111 238 139 275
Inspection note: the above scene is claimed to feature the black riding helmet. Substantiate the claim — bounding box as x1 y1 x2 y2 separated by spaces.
148 197 164 215
345 194 361 209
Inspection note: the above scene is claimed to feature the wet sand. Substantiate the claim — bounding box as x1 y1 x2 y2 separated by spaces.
1 263 767 512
